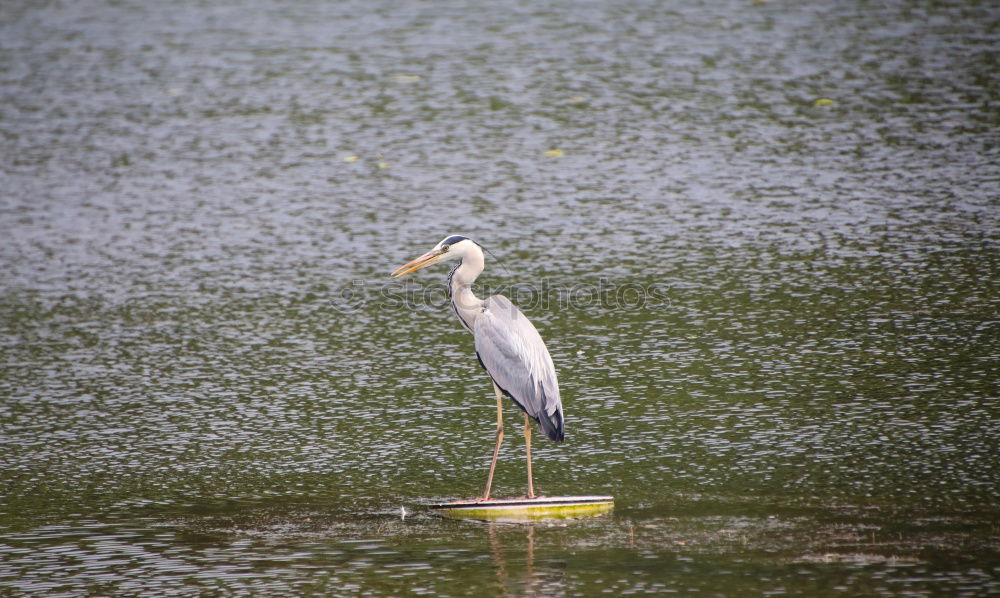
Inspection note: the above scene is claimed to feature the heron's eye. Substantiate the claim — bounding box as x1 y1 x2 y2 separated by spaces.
440 245 450 253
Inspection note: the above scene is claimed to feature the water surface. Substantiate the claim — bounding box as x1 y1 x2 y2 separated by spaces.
1 0 997 594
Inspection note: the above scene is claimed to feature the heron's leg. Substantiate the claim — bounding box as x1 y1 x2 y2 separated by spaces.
524 412 535 499
482 384 505 501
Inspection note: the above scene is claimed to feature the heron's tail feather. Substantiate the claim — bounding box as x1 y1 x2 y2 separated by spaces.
491 375 565 442
537 406 564 443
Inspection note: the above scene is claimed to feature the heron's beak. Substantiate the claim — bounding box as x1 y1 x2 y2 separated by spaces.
391 249 444 278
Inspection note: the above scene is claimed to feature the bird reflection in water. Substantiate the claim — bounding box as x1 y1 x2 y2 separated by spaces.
486 522 566 597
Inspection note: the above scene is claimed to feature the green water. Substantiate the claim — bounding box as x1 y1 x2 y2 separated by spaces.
2 0 997 594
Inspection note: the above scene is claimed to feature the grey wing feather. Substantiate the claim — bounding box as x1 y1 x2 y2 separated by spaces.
474 295 564 442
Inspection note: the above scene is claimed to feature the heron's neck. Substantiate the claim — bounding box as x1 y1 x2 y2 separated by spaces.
449 251 484 332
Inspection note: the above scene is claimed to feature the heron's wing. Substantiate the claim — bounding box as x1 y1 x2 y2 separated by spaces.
474 294 564 442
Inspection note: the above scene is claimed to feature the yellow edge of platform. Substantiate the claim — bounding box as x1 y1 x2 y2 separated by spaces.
432 497 614 520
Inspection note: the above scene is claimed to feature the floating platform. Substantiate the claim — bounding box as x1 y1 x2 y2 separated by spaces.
430 495 614 520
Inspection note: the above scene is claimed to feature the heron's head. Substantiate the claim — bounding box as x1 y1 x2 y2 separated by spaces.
390 235 481 278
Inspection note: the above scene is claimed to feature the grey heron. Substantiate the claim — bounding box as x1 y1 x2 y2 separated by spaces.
391 235 563 501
